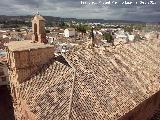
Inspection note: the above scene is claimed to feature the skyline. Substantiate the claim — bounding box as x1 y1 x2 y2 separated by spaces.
0 0 160 22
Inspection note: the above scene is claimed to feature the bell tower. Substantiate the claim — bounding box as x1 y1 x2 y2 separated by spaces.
32 12 47 43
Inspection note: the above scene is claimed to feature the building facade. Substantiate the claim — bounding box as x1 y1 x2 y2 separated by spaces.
64 28 75 37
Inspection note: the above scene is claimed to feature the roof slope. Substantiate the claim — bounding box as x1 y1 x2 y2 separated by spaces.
16 39 160 120
64 39 160 120
19 60 74 120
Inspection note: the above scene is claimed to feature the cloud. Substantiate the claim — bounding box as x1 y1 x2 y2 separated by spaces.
0 0 159 22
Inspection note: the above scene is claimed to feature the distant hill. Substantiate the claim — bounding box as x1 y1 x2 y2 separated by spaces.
0 15 146 24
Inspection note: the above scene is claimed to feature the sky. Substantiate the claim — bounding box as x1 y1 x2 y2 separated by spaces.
0 0 160 22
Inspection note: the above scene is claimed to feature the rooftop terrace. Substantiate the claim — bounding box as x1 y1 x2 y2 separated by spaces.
5 40 54 51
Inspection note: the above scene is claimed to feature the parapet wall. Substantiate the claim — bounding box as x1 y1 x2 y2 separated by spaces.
7 46 54 85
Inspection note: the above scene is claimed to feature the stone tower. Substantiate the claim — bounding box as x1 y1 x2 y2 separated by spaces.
32 13 47 43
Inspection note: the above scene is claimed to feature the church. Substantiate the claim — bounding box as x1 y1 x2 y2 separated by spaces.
5 13 160 120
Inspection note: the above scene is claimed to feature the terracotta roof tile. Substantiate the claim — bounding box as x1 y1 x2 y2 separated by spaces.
15 39 160 120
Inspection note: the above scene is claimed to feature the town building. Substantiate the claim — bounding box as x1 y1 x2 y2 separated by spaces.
64 28 76 37
5 14 160 120
145 32 159 40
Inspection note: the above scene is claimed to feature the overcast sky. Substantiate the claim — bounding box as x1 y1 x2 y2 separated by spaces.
0 0 160 22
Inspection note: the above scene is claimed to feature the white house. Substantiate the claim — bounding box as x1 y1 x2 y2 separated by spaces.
47 37 55 44
55 43 70 53
2 34 8 39
115 30 128 39
127 34 135 41
64 28 75 37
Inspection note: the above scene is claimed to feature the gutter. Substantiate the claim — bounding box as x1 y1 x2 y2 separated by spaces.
61 52 76 120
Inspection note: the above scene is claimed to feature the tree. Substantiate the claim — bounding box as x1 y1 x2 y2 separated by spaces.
124 26 133 34
133 24 146 31
59 21 68 28
76 24 91 33
103 32 114 43
76 24 86 33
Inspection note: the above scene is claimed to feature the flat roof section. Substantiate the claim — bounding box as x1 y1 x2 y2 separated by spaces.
5 40 54 51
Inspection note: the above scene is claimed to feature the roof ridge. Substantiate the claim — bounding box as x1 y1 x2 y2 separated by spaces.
61 53 76 120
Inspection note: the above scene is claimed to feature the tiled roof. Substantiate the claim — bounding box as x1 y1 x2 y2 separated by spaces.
17 39 160 120
19 60 74 120
65 39 160 120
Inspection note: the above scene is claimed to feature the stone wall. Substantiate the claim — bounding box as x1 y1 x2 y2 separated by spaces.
13 96 36 120
7 45 54 120
7 46 54 85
